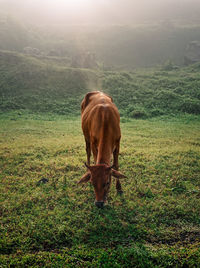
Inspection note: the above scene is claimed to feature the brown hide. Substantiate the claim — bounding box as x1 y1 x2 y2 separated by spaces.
79 91 125 206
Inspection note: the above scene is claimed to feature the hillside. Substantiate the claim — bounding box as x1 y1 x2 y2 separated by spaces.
103 63 200 117
91 24 200 68
0 50 200 117
0 50 99 115
1 15 200 68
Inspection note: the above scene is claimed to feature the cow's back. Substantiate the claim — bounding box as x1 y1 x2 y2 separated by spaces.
81 91 113 115
81 91 120 142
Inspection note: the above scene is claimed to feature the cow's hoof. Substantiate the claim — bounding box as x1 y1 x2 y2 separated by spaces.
95 201 104 208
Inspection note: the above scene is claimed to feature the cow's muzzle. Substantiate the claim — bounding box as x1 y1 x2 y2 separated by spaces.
95 201 104 208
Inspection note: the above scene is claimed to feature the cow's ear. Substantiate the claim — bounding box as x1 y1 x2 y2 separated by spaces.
78 172 91 184
81 91 99 113
104 93 113 103
111 169 127 179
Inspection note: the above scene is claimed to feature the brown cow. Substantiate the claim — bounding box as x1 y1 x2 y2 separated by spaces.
78 91 126 208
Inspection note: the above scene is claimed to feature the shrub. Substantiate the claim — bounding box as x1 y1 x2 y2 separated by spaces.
179 98 200 114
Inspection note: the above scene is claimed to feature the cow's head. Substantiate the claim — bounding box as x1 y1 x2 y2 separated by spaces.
78 163 126 208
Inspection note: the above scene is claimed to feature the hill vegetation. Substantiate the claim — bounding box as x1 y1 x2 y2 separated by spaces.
1 15 200 68
0 50 99 115
0 50 200 118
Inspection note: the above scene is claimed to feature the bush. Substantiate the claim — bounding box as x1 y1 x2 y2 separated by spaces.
179 98 200 114
125 105 149 119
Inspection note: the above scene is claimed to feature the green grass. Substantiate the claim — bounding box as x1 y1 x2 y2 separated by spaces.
0 113 200 267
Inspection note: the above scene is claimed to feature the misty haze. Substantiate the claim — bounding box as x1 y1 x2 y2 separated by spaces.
0 0 200 68
1 0 200 24
0 0 200 267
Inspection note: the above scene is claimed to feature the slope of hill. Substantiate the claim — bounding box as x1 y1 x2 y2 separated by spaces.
103 63 200 117
1 15 200 68
0 50 99 115
0 50 200 117
92 24 200 68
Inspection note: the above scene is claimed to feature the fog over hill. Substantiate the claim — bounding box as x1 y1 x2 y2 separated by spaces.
0 0 200 68
0 0 200 25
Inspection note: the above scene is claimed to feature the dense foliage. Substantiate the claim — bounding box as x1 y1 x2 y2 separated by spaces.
0 50 200 118
103 63 200 118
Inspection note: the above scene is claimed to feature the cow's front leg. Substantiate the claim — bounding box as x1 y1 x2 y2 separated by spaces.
91 142 98 164
116 179 123 195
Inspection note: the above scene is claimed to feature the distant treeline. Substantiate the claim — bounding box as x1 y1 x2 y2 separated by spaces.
1 15 200 68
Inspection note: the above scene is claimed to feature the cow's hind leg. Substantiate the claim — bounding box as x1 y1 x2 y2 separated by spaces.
113 142 123 194
113 141 120 170
85 140 91 165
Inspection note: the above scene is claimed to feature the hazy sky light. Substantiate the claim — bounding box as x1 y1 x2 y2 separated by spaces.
0 0 199 24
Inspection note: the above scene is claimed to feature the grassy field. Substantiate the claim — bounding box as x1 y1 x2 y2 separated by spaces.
0 112 200 267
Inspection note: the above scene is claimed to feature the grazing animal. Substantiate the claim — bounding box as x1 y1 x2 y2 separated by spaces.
78 91 126 208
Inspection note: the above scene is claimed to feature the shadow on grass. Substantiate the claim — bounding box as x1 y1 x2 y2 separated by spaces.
75 192 145 249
